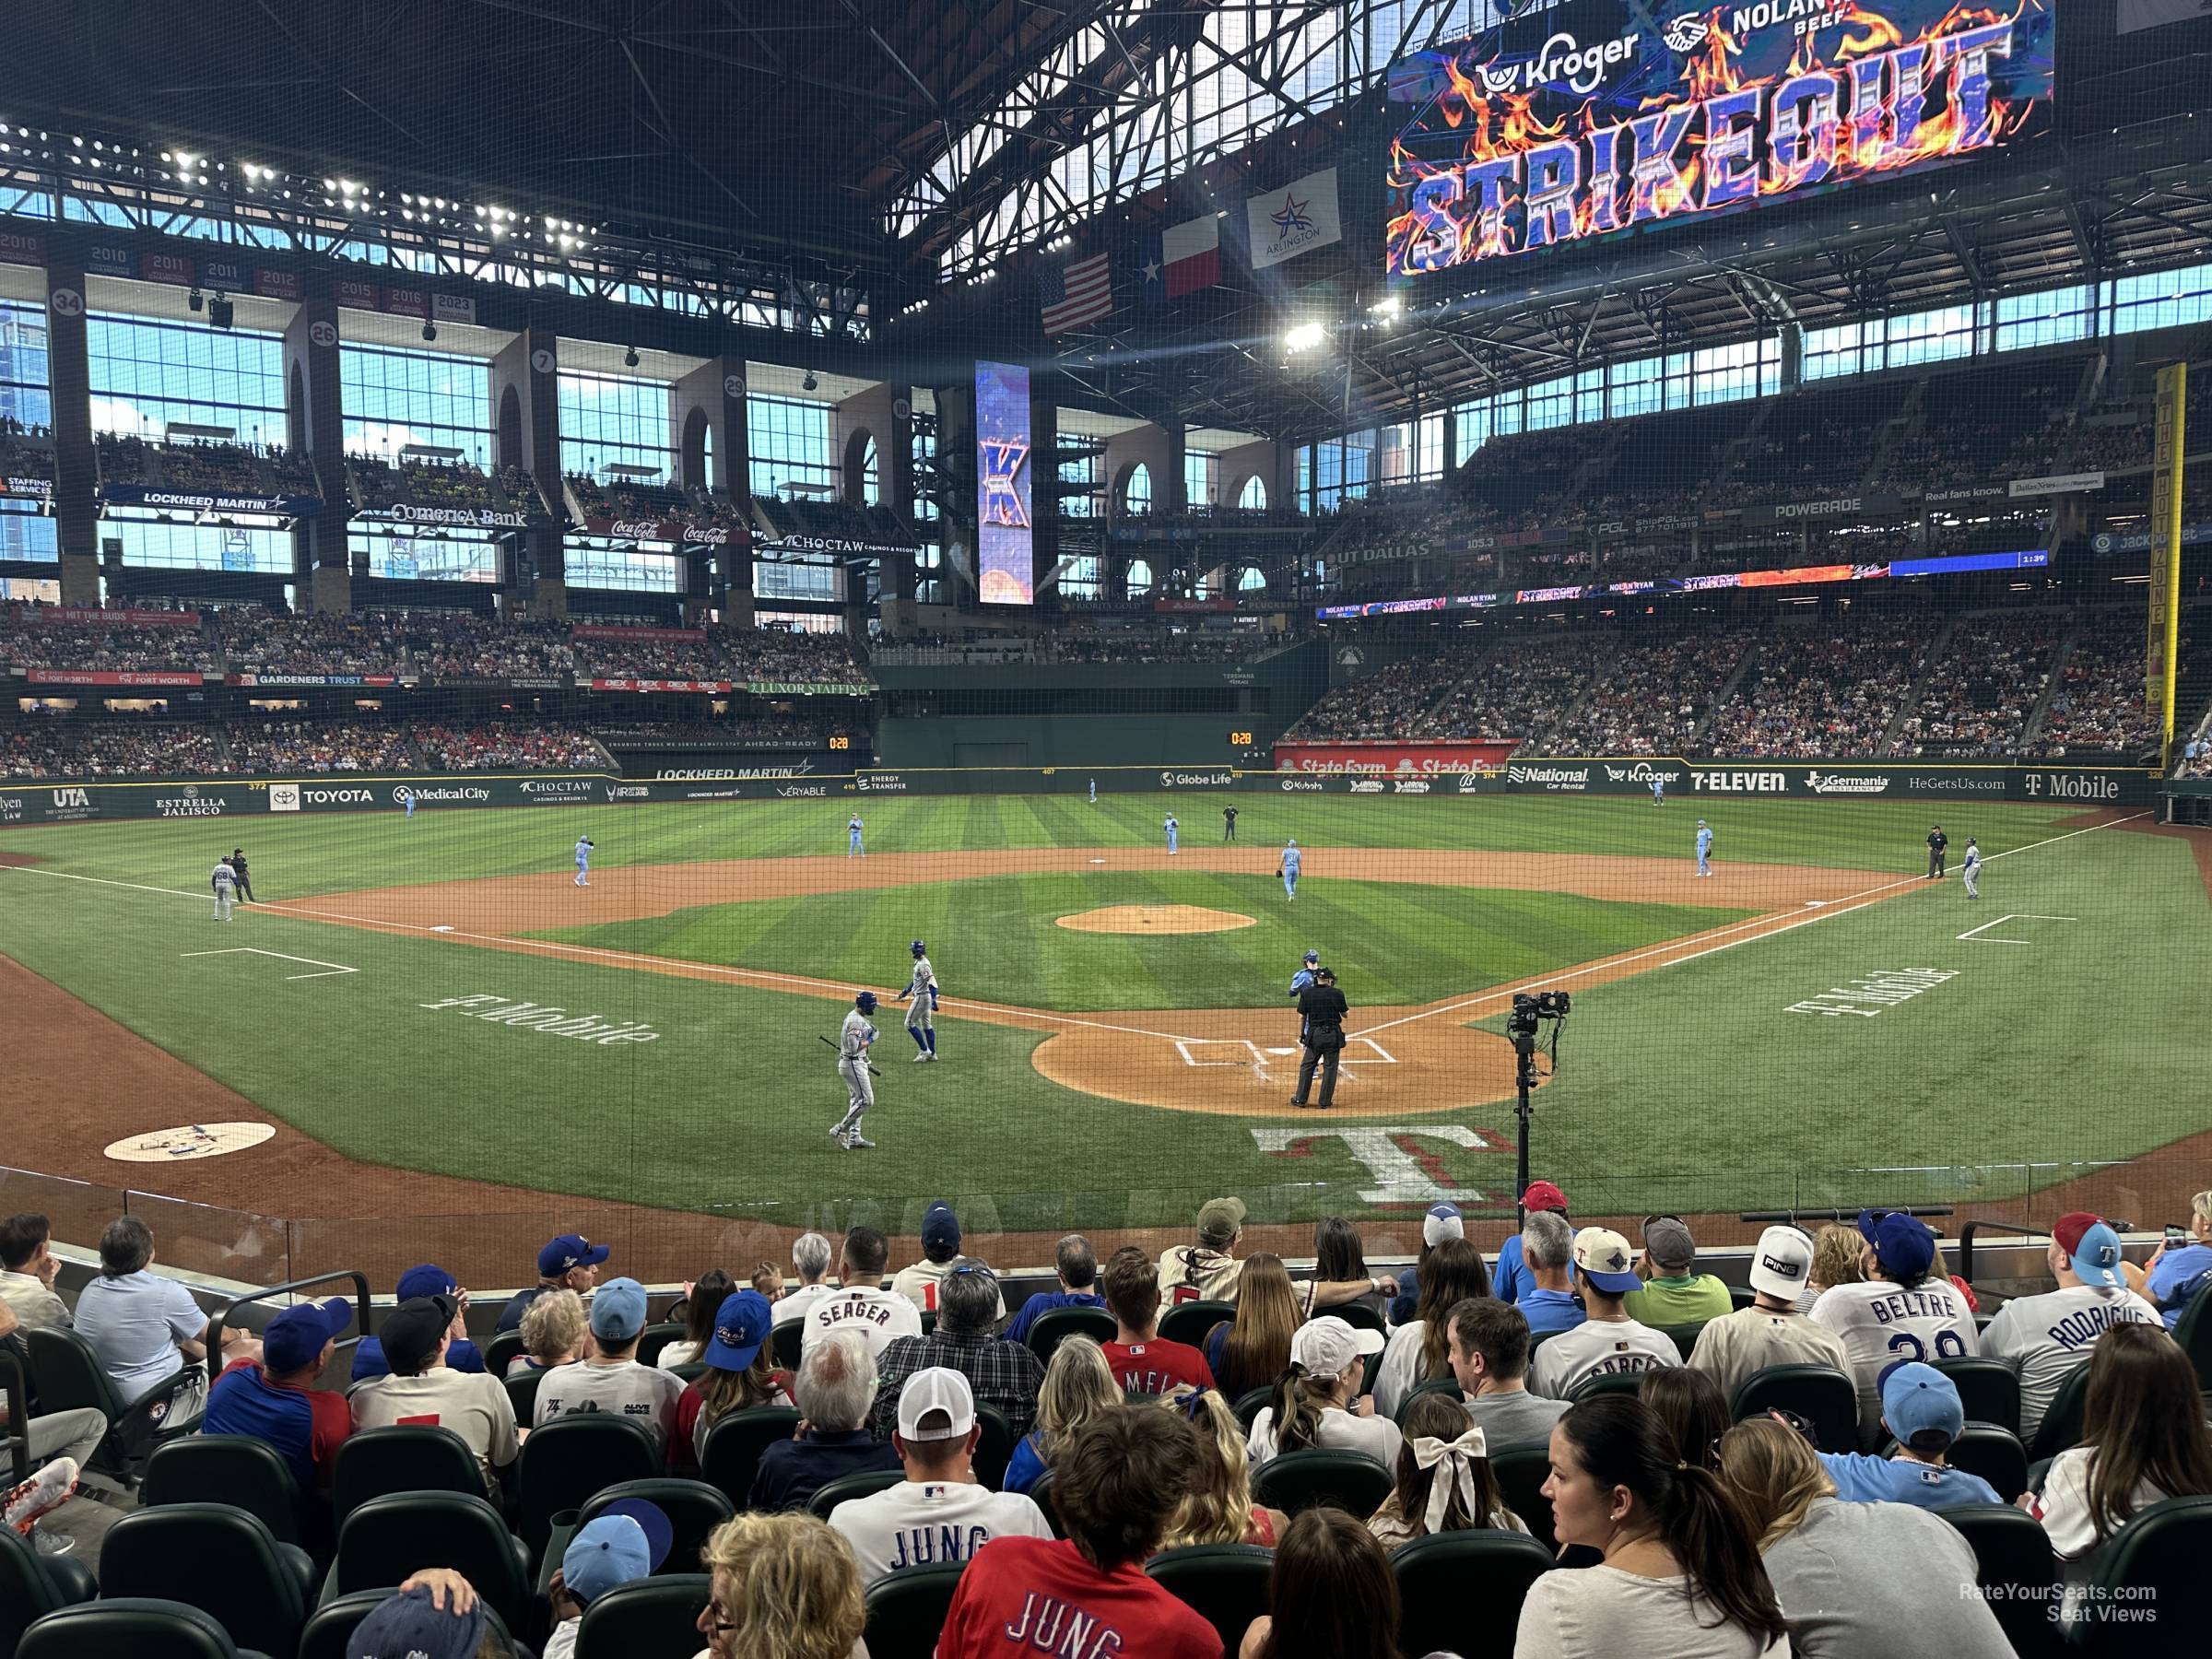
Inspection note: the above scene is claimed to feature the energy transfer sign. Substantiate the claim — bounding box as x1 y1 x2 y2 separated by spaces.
1384 1 2057 279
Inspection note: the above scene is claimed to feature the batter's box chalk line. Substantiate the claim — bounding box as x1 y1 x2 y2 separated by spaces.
1955 913 2077 946
1176 1037 1397 1074
179 947 359 981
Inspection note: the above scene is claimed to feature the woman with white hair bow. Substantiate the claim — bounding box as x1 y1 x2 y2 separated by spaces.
1368 1392 1530 1548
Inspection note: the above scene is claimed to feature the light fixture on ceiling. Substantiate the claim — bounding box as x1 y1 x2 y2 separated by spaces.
803 371 819 392
624 347 640 368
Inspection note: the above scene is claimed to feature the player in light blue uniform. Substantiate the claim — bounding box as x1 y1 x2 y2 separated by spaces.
403 788 416 820
1961 838 1981 900
1288 949 1319 1000
847 815 865 858
1280 838 1301 900
1088 778 1097 805
1694 820 1712 877
1652 776 1665 806
1164 814 1179 855
574 835 594 887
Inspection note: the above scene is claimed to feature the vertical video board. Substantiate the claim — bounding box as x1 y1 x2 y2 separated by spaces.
975 360 1034 606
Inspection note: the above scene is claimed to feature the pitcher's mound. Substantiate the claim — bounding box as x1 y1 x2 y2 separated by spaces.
1057 904 1257 935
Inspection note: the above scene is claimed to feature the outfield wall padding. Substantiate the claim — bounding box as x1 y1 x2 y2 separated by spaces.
0 757 2159 826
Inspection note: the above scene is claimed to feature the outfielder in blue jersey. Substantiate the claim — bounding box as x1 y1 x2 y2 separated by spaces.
403 789 416 820
1164 814 1178 854
1088 778 1097 804
1280 839 1301 900
1652 777 1665 806
574 836 594 886
847 815 865 858
1694 820 1712 877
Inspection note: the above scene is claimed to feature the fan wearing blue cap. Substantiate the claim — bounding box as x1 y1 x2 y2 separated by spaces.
346 1571 491 1659
1981 1213 2162 1441
535 1277 685 1456
203 1296 355 1491
1808 1210 1979 1445
1814 1363 2002 1511
494 1233 612 1334
353 1265 487 1381
670 1289 795 1475
545 1500 672 1657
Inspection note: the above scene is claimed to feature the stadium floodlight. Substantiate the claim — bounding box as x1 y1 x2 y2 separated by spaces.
207 295 233 330
421 323 437 344
623 347 640 368
803 371 819 392
1284 322 1326 353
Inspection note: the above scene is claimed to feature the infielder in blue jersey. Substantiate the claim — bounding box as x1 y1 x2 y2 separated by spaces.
1962 838 1981 900
1279 838 1301 900
1694 820 1712 877
1164 814 1179 854
847 815 865 858
896 939 940 1061
574 836 594 887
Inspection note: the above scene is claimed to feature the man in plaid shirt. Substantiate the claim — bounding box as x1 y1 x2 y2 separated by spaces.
868 1258 1045 1441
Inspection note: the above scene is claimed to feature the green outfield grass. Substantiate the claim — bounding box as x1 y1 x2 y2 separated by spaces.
1 793 2204 1230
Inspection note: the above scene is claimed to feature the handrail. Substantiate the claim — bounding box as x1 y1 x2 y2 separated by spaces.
1738 1206 1955 1225
0 1346 29 1485
1956 1217 2063 1284
206 1269 374 1396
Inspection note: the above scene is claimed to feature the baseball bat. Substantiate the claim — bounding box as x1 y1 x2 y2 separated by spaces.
818 1033 883 1077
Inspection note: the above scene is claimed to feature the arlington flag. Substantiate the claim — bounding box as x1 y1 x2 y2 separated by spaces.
1246 168 1342 270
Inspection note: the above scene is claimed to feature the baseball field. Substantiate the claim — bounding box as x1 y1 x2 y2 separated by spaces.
1 788 2206 1268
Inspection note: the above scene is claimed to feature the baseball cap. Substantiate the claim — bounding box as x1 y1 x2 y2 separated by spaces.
347 1581 485 1659
1858 1209 1937 1278
2052 1212 2104 1259
703 1289 774 1372
1522 1181 1569 1215
264 1297 353 1373
589 1277 649 1344
1881 1362 1964 1442
394 1264 459 1301
561 1500 672 1605
1643 1217 1697 1272
2067 1222 2126 1290
1197 1196 1247 1246
921 1201 962 1254
1571 1227 1642 1296
538 1233 611 1277
897 1367 977 1442
1747 1225 1815 1301
378 1294 459 1373
1423 1202 1465 1248
1303 950 1319 964
1290 1314 1386 1376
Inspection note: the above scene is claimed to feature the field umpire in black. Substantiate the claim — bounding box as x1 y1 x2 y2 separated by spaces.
1926 824 1947 878
1291 966 1348 1110
227 848 254 903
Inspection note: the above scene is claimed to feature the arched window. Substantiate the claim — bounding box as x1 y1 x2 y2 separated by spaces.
1238 566 1266 592
861 436 880 505
1123 463 1152 516
1126 559 1154 597
1065 556 1101 600
1239 475 1268 510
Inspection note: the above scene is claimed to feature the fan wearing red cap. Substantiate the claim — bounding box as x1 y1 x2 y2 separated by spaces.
1808 1210 1980 1447
1493 1181 1576 1307
1980 1212 2160 1441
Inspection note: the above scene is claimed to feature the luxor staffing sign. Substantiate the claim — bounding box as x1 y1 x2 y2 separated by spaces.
1384 1 2058 278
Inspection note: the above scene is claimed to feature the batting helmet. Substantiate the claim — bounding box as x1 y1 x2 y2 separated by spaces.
1287 838 1298 847
1303 950 1319 964
854 991 878 1014
911 940 927 958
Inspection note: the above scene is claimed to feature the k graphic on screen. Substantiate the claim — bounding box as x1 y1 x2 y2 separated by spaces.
1385 1 2056 279
975 359 1034 606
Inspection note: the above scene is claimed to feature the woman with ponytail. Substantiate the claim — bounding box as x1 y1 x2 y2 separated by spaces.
1515 1394 1789 1658
1246 1316 1400 1471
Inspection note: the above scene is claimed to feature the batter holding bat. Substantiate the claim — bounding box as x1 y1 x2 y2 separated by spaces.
830 992 881 1150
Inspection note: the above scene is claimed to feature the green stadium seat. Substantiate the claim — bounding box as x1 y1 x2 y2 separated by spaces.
633 1322 688 1366
1023 1305 1116 1362
2029 1365 2091 1464
327 1491 533 1634
1491 1445 1557 1553
98 1500 317 1658
1160 1300 1236 1349
700 1405 803 1511
1569 1371 1647 1404
1394 1376 1464 1427
0 1525 97 1657
806 1467 907 1520
330 1425 487 1527
1250 1448 1392 1517
142 1433 308 1550
1392 1527 1556 1658
2074 1494 2212 1658
18 1599 246 1659
1731 1364 1859 1453
1145 1543 1275 1654
1938 1504 2059 1659
863 1561 969 1659
1932 1357 2023 1437
513 1414 661 1559
298 1588 527 1659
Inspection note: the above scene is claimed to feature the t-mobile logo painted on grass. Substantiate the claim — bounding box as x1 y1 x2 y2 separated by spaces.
418 994 661 1044
1250 1125 1507 1205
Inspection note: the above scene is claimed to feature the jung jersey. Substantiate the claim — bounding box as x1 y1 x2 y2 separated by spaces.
1809 1277 1980 1436
1528 1318 1681 1400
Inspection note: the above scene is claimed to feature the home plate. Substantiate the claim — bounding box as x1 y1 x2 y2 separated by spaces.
1266 1046 1297 1056
430 924 455 933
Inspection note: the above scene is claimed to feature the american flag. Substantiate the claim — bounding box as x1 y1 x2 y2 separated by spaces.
1040 252 1112 335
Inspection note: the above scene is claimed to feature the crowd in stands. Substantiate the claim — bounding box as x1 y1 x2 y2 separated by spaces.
0 605 209 671
391 611 577 679
1036 629 1269 664
573 630 727 682
352 455 542 517
228 718 415 774
93 434 319 500
593 714 832 746
1705 618 1937 759
6 1191 2209 1655
415 721 606 771
732 625 865 684
1411 637 1604 743
1540 632 1755 756
1892 613 2063 757
2037 613 2161 758
209 608 407 677
1285 651 1468 740
0 426 54 485
568 471 688 521
0 718 226 778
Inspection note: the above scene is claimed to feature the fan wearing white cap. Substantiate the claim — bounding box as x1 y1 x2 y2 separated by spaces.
1246 1315 1400 1471
827 1367 1052 1583
1528 1229 1681 1401
1979 1213 2160 1441
1686 1226 1850 1406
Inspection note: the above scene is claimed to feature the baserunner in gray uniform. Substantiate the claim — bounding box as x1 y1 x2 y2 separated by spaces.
897 940 939 1062
831 992 879 1150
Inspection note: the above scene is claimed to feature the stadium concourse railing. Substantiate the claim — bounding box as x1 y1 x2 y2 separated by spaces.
0 755 2167 824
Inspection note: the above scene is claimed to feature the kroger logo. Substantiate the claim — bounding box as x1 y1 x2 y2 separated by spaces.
1603 763 1682 784
1480 29 1637 96
1802 771 1890 796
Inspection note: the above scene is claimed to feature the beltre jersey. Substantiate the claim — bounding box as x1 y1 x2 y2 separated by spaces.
908 955 937 997
840 1007 877 1059
1809 1278 1979 1436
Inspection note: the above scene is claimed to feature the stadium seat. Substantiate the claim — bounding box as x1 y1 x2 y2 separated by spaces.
1026 1469 1067 1537
1023 1306 1116 1362
1729 1286 1758 1312
297 1587 527 1659
99 1500 316 1658
1233 1386 1274 1430
1933 1358 2023 1437
0 1525 97 1656
1570 1371 1647 1404
505 1365 547 1423
142 1433 308 1549
573 1571 711 1659
1394 1377 1464 1426
1160 1300 1237 1349
514 1413 662 1558
974 1403 1017 1490
634 1322 688 1366
1145 1543 1275 1653
331 1425 487 1526
327 1491 533 1633
806 1467 907 1520
1939 1504 2059 1659
18 1598 247 1659
1492 1446 1557 1552
1662 1322 1709 1362
1392 1527 1557 1658
700 1405 803 1510
21 1324 196 1481
771 1323 804 1371
668 1360 708 1384
483 1332 527 1378
862 1560 968 1659
541 1477 735 1588
1332 1301 1387 1335
1944 1424 2030 1504
1250 1449 1393 1517
2172 1286 2212 1393
2029 1365 2091 1463
2073 1493 2212 1658
1732 1364 1859 1453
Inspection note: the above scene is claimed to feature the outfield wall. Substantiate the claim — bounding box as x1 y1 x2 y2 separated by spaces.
0 757 2159 825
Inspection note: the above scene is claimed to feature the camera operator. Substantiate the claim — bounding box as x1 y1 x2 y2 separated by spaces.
1290 967 1348 1110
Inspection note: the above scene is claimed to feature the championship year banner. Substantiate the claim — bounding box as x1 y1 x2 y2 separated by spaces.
1385 1 2057 279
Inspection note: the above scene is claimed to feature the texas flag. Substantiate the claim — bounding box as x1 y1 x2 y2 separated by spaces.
1141 215 1219 302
